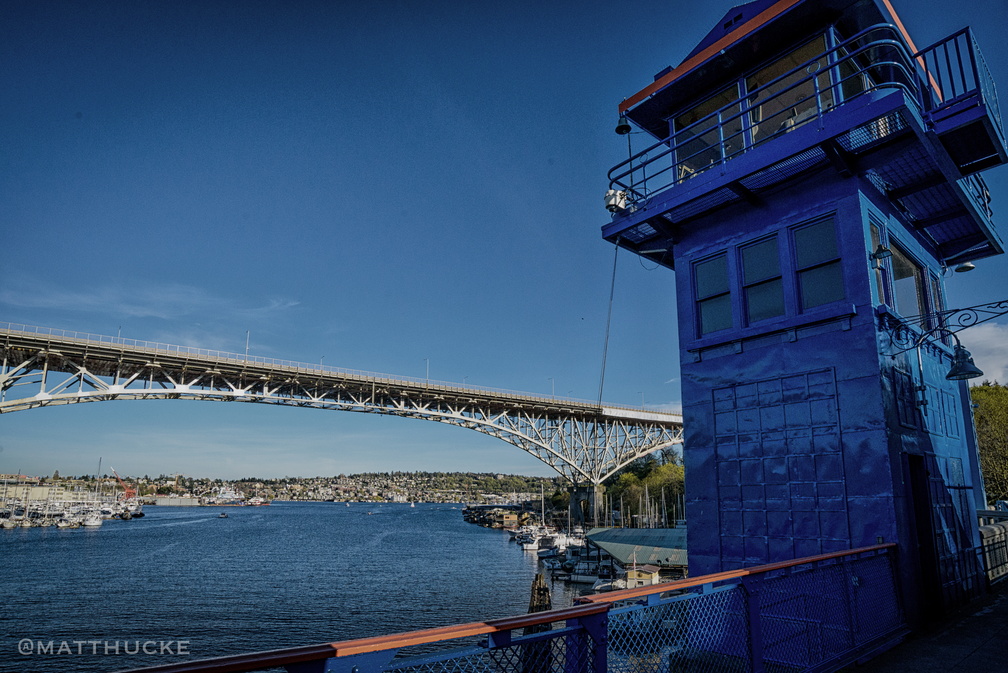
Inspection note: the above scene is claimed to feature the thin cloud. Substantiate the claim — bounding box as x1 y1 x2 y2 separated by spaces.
646 401 684 415
963 322 1008 385
0 280 298 323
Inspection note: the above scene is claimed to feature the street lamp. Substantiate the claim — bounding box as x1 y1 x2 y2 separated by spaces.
548 377 555 397
880 301 1006 412
908 327 983 410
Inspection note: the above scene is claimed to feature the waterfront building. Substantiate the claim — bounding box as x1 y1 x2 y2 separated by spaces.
585 526 688 578
602 0 1004 623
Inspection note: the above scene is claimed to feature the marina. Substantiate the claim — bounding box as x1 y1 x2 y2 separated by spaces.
0 501 585 673
0 476 143 530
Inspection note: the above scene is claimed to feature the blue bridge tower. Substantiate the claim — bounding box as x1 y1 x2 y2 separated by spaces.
602 0 1005 620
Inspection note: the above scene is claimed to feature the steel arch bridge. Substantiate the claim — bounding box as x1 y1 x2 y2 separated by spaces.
0 324 683 485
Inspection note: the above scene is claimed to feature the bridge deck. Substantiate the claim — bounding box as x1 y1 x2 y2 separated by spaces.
0 323 683 483
0 323 678 422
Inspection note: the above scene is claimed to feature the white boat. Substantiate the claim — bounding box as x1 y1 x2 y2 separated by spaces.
520 535 544 552
82 512 102 527
592 578 629 592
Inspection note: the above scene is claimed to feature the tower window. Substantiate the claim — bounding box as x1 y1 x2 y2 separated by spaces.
747 36 833 145
890 244 925 317
674 86 744 179
794 218 844 310
695 254 732 335
870 223 887 304
741 237 784 323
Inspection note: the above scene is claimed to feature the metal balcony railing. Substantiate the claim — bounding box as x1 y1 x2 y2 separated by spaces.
916 27 1001 128
608 23 1000 213
0 322 637 412
117 544 903 673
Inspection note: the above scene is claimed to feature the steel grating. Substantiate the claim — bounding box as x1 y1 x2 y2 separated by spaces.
739 147 828 191
835 111 908 153
670 187 739 223
623 221 659 244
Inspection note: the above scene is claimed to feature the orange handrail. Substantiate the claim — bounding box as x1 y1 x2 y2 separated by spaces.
118 544 896 673
577 543 897 604
115 603 609 673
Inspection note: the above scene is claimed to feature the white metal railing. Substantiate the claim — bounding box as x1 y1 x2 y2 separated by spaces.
609 23 999 210
0 322 682 421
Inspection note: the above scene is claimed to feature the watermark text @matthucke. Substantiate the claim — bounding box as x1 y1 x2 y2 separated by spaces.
17 638 191 656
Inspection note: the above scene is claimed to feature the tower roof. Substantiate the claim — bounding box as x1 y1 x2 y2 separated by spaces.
681 0 783 64
620 0 904 136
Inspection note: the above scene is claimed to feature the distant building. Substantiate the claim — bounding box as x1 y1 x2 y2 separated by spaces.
586 527 688 578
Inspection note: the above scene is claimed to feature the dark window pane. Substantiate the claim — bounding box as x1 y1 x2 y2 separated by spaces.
695 255 729 299
747 36 831 145
800 262 844 309
700 294 733 334
891 245 924 316
839 57 866 101
674 86 743 177
870 223 885 303
742 238 780 284
795 219 838 268
746 278 785 322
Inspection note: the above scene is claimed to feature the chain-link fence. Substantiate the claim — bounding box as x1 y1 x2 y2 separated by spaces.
118 546 903 673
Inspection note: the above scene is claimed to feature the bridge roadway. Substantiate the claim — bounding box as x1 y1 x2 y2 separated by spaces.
0 323 683 484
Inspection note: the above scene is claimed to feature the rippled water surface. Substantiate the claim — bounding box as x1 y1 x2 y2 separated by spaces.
0 502 582 672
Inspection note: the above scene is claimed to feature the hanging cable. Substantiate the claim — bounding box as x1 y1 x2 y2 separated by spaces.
598 238 621 408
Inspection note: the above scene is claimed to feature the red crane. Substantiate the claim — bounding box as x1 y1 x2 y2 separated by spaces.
110 467 137 501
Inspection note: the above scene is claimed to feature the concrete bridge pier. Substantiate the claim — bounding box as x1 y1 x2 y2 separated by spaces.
569 484 605 528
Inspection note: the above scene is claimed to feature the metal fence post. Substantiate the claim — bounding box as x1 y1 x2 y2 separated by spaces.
565 610 608 673
741 576 766 673
292 650 397 673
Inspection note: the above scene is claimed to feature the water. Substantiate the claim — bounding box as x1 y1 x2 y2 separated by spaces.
0 502 583 673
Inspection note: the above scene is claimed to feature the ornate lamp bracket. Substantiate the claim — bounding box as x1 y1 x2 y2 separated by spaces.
878 299 1008 353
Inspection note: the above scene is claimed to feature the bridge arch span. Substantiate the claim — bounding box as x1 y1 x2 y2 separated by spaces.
0 324 683 484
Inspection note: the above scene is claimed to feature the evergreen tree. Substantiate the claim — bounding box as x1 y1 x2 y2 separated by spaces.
972 381 1008 504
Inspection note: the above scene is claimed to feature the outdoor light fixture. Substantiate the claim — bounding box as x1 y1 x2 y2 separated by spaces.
605 189 627 213
908 326 983 411
879 301 1008 413
946 343 984 380
955 261 976 272
870 241 895 261
615 114 632 135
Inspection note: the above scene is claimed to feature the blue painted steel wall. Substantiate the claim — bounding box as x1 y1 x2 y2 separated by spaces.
673 164 984 613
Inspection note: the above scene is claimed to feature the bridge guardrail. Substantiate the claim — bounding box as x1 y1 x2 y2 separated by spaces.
115 544 902 673
0 322 681 420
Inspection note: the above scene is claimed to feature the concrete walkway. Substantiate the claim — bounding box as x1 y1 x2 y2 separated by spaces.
846 580 1008 672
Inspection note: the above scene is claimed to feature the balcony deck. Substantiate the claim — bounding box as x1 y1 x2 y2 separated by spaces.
602 25 1005 270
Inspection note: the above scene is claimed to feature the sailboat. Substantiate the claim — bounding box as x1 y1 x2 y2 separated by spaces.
83 458 104 527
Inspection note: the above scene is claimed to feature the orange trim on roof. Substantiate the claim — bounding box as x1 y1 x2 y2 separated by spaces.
880 0 920 53
618 0 804 114
881 0 940 98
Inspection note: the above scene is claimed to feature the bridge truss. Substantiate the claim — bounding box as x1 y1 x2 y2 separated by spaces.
0 325 683 484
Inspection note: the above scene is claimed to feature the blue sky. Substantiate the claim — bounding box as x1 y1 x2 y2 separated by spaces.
2 0 1007 480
